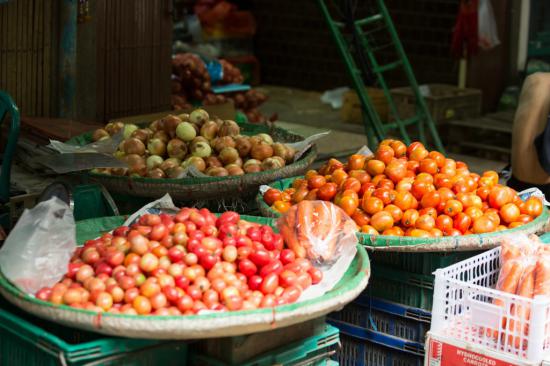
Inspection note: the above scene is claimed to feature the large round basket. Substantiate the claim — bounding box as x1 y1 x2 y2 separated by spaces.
256 176 550 253
0 215 370 340
66 122 317 202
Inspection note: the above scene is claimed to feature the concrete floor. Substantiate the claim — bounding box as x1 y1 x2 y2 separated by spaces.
258 85 507 174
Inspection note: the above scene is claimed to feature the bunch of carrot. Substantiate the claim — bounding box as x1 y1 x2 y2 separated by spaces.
488 235 550 349
277 200 357 264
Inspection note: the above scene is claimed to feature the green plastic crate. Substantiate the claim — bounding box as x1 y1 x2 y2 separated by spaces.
189 324 339 366
368 265 434 311
0 296 188 366
370 250 482 276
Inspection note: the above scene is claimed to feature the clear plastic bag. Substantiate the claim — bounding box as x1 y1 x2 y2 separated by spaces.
478 0 500 50
0 197 76 294
277 200 357 266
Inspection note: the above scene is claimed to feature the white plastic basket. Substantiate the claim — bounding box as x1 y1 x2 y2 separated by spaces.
431 247 550 363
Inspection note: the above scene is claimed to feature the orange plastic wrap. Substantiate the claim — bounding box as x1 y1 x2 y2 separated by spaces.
277 200 357 265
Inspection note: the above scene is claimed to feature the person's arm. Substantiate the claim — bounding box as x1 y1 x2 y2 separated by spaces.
511 73 550 184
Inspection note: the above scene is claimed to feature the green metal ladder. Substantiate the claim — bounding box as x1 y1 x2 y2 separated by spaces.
318 0 445 152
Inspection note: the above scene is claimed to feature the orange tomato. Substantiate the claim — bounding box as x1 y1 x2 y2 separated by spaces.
380 139 395 146
360 182 376 198
496 225 508 231
348 154 367 171
408 143 429 161
362 196 384 215
390 140 407 157
517 214 533 224
373 188 395 205
338 195 359 216
361 225 379 235
280 191 292 202
485 210 501 226
349 170 371 184
292 178 308 190
472 215 497 234
323 158 344 175
419 207 438 219
366 160 386 176
370 211 394 232
444 228 462 236
385 160 407 183
520 197 543 217
499 203 520 224
430 228 443 237
482 170 499 186
436 215 453 231
476 187 490 201
416 214 435 231
394 191 414 211
291 188 309 203
488 186 513 209
304 189 318 201
420 191 441 208
331 169 349 185
401 209 419 228
416 173 434 184
438 187 455 202
453 212 472 233
377 178 395 190
317 183 338 201
508 222 524 229
428 151 446 168
341 190 359 201
407 160 420 173
444 199 463 217
272 201 291 213
305 170 318 180
419 158 438 175
384 204 403 221
434 173 453 189
375 145 395 165
396 176 415 192
342 177 362 193
371 174 386 187
465 207 483 220
408 229 431 238
307 175 326 189
263 189 282 206
411 181 435 200
351 209 371 227
383 227 404 236
459 193 483 209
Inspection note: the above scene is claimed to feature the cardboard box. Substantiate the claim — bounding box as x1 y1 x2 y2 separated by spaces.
341 88 389 124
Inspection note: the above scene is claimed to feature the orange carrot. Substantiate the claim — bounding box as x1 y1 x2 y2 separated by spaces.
507 262 535 348
534 256 550 296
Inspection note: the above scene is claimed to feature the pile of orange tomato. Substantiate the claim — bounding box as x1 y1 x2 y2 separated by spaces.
263 140 544 237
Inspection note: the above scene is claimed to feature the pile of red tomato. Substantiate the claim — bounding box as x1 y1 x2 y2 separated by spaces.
35 208 322 315
263 140 544 237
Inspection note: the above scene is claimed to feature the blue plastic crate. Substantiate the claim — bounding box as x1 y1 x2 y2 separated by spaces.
328 296 430 344
335 334 423 366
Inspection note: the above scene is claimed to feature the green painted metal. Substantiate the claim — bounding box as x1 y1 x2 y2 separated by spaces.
0 91 20 231
58 0 77 118
317 0 445 152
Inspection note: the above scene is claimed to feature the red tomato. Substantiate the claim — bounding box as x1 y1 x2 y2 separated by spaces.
420 191 441 208
351 209 371 227
436 215 453 231
263 189 282 206
317 183 338 201
401 209 419 228
419 158 438 175
370 211 394 232
362 196 384 215
261 273 279 294
444 200 463 217
521 197 543 217
453 212 472 233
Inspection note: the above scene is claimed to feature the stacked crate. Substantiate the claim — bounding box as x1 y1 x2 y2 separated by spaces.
329 251 483 365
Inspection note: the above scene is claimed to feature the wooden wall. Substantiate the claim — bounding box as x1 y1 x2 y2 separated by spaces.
0 0 59 117
93 0 173 122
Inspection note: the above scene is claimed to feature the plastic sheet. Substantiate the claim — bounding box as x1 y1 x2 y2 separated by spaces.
0 197 76 294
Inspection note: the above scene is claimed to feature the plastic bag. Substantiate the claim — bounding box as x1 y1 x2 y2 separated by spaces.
478 0 500 50
277 200 357 265
0 197 76 294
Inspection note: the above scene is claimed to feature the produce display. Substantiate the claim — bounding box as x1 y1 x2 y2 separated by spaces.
171 53 268 123
35 208 323 315
488 235 550 348
91 108 296 178
263 139 544 237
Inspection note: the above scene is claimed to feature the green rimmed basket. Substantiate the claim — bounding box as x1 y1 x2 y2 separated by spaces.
66 122 317 202
0 215 370 340
256 176 550 252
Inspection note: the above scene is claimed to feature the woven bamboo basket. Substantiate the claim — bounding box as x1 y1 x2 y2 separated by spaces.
0 215 370 339
256 176 550 253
